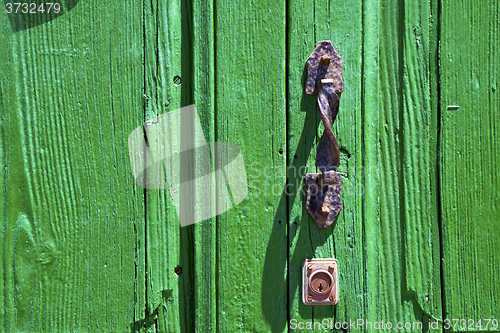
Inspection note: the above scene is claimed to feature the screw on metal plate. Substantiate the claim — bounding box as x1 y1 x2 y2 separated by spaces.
305 41 343 228
302 258 338 305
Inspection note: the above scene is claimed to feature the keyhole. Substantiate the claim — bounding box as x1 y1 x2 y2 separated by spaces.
309 270 334 295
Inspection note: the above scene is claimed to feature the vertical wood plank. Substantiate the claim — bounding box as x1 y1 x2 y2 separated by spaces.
287 0 365 328
192 0 217 331
0 18 7 321
402 0 443 325
440 0 500 327
370 0 423 328
0 1 146 331
287 0 445 330
361 0 382 328
0 69 6 331
142 0 184 330
142 0 216 331
215 0 287 331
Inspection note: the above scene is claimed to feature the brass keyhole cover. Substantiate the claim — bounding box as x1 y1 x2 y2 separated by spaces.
308 270 334 295
302 258 338 305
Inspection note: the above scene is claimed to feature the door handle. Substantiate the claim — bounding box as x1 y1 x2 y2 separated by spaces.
304 41 343 229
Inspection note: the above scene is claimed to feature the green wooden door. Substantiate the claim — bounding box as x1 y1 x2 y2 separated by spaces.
1 0 498 332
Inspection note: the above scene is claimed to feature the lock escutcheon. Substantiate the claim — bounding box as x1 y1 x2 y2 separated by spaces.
303 258 338 305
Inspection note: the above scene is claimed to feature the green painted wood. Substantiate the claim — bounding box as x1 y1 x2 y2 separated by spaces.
142 0 184 331
376 0 413 326
360 0 382 329
363 0 444 329
1 0 499 332
214 0 287 331
402 0 443 324
287 0 365 329
363 0 424 329
440 0 500 329
141 0 216 332
192 0 217 331
287 0 444 331
0 68 4 333
0 1 146 331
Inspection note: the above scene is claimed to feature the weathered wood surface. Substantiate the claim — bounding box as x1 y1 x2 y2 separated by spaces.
440 0 500 329
215 0 287 331
287 0 365 328
401 0 443 324
0 2 146 331
0 0 498 332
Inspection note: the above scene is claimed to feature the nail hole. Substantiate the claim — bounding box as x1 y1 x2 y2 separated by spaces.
173 75 182 86
278 220 282 224
294 155 298 159
279 149 283 155
293 221 298 225
174 266 182 275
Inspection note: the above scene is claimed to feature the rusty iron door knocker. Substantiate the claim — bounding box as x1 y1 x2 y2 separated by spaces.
304 41 343 229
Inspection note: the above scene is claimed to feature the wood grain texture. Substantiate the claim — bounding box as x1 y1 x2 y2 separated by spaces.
287 0 365 328
142 0 216 331
287 0 444 331
192 0 217 331
215 0 287 331
402 0 443 324
0 70 4 333
360 0 381 328
360 0 425 329
1 0 499 331
141 0 189 331
140 0 216 331
0 1 146 331
440 0 500 328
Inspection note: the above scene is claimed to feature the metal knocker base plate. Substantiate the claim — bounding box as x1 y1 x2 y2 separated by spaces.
305 171 342 229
